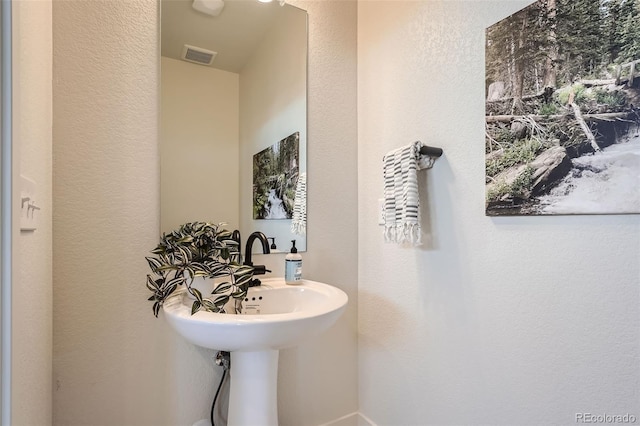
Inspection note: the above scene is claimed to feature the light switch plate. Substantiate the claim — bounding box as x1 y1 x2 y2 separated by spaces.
20 175 39 232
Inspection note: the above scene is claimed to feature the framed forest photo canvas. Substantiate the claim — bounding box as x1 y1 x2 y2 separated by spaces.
485 0 640 216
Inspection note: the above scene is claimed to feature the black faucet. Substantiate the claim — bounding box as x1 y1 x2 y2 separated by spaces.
243 231 271 286
231 230 242 263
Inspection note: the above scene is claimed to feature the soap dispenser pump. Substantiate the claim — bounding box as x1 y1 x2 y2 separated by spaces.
285 240 302 285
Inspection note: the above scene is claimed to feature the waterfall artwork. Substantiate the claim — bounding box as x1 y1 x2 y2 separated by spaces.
253 132 300 220
485 0 640 216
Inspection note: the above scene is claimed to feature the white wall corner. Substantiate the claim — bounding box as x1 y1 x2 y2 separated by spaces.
319 412 377 426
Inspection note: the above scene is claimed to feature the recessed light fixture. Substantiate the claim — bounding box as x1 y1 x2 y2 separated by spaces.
192 0 225 17
257 0 286 5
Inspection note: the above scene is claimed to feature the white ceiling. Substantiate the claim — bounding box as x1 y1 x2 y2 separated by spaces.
161 0 286 73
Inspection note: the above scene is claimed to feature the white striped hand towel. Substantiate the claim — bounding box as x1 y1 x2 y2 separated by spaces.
291 172 306 235
383 141 429 245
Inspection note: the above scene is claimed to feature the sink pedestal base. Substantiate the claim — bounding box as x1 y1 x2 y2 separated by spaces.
228 349 279 426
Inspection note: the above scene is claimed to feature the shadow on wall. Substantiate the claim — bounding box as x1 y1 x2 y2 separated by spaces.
357 291 406 347
414 154 476 329
166 331 224 424
417 155 452 250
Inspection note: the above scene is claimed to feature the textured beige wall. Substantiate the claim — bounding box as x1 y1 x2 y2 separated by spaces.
52 0 169 424
13 1 53 424
53 0 358 425
161 56 239 233
358 1 640 425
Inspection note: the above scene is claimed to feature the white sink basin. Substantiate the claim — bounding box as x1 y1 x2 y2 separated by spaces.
163 277 348 426
163 277 348 352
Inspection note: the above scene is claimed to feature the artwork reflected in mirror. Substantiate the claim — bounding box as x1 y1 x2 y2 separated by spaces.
253 132 300 220
485 0 640 216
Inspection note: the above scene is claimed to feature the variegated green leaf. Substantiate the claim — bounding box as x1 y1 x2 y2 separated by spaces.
189 287 203 302
202 299 216 311
213 295 230 306
150 246 165 255
146 256 163 272
231 289 247 299
166 276 183 288
165 283 178 297
220 248 230 260
234 274 253 287
213 282 232 294
177 236 194 244
184 267 194 280
146 275 159 291
208 263 229 276
190 300 201 315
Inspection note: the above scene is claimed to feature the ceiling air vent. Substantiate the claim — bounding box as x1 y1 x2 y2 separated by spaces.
181 44 217 66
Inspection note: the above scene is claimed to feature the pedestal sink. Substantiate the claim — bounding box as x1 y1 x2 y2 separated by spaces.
162 277 348 426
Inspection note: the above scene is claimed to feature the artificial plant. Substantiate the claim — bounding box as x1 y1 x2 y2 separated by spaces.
145 221 254 317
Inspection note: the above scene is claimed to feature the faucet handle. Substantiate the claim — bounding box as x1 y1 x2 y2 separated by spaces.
247 278 262 287
252 265 271 275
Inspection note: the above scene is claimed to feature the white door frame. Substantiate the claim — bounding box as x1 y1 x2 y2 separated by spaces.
1 1 12 424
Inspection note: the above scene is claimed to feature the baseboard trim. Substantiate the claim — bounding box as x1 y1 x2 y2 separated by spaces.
319 412 377 426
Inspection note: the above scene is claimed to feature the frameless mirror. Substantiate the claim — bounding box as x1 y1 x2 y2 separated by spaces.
160 0 307 253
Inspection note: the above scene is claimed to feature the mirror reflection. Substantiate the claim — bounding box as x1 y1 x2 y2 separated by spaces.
160 0 307 253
